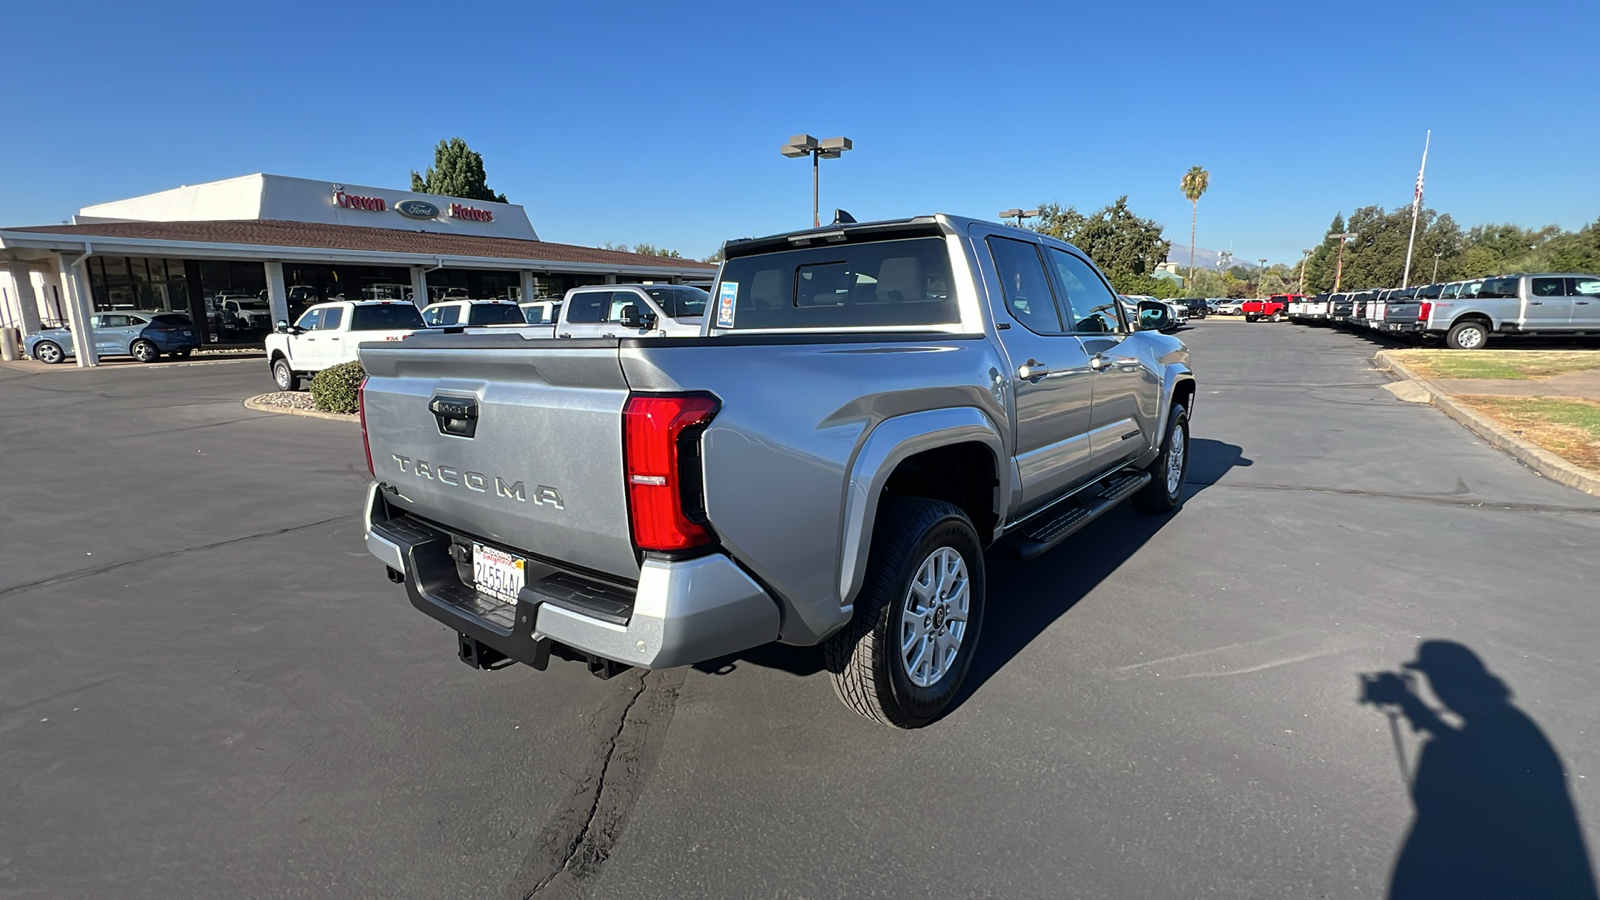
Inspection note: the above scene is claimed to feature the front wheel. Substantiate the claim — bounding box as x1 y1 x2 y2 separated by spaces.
825 498 986 729
33 340 65 364
271 357 298 391
1446 319 1489 350
130 339 159 363
1134 402 1189 513
1245 314 1258 322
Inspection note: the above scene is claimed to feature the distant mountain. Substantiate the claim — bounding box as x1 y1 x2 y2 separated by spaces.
1166 244 1240 271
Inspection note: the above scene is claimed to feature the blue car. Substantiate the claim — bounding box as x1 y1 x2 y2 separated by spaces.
25 311 202 364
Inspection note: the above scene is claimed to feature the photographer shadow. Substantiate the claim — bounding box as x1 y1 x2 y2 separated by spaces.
1363 641 1598 900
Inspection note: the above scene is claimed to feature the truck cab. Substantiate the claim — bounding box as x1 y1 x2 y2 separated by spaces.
265 300 424 391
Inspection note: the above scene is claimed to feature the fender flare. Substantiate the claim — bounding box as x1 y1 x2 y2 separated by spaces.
1152 364 1196 448
837 408 1007 611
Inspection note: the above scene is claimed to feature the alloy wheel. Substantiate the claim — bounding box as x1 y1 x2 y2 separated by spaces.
899 546 971 688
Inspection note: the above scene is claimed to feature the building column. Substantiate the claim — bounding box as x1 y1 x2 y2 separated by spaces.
264 261 288 325
5 259 44 334
519 270 537 303
57 252 98 367
604 274 618 285
410 266 429 309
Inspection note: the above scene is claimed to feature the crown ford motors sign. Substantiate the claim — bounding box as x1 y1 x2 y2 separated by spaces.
395 199 440 219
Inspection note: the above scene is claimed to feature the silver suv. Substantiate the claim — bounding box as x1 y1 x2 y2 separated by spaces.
1426 273 1600 349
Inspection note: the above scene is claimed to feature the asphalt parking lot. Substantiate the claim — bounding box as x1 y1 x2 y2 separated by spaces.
4 324 1599 899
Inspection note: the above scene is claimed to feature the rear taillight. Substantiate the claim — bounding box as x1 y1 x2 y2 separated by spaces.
1418 302 1433 322
623 393 719 553
358 377 374 476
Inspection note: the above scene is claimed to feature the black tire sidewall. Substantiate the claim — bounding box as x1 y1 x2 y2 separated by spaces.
1448 321 1487 350
875 509 986 726
1161 405 1190 505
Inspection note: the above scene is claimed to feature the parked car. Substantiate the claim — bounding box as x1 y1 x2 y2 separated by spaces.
265 300 425 390
25 311 201 364
421 299 527 328
1213 298 1246 316
1380 284 1443 339
1242 294 1298 322
1175 297 1209 319
1423 273 1600 349
216 292 271 331
356 213 1197 728
1328 292 1355 324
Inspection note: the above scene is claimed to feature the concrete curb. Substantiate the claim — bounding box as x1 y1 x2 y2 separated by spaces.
243 394 357 424
1375 350 1600 498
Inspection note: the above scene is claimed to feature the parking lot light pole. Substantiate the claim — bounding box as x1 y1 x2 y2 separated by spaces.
781 134 853 228
999 208 1040 228
1432 251 1442 282
1258 258 1268 294
1299 249 1312 293
1332 232 1359 291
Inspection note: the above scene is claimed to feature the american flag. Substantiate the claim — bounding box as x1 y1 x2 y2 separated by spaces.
1411 132 1430 212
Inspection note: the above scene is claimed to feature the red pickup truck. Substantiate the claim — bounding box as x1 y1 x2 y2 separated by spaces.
1243 294 1301 322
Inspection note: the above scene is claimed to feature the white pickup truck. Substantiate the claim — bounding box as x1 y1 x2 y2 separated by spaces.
514 284 707 338
265 300 425 391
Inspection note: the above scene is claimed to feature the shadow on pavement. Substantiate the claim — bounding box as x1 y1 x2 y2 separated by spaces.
1359 640 1599 900
695 441 1253 711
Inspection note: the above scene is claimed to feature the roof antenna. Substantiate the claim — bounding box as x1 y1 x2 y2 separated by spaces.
832 209 857 225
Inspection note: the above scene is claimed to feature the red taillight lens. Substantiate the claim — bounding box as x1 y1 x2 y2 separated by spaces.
1418 302 1433 322
358 377 374 476
623 393 719 553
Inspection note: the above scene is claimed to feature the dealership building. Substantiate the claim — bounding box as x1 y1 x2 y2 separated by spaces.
0 173 715 365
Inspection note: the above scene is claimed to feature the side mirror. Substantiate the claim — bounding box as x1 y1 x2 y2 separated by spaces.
274 320 289 334
1137 300 1174 332
620 305 658 330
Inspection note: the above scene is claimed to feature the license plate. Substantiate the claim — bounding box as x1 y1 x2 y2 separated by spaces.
472 543 525 605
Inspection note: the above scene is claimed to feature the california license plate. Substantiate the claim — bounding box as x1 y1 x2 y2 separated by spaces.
472 543 525 605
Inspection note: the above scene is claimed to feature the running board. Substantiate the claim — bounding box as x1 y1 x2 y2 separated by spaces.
1010 471 1151 561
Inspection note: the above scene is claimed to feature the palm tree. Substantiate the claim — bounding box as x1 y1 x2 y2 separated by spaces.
1180 166 1210 288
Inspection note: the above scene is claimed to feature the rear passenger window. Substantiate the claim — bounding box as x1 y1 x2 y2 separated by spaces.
468 304 525 326
320 308 343 330
1574 278 1600 296
1532 277 1565 297
1048 248 1123 334
987 236 1062 333
564 292 609 324
423 305 460 327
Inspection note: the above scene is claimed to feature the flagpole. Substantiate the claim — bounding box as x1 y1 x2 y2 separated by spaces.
1401 130 1430 288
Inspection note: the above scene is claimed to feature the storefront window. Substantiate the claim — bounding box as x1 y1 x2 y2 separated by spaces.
529 273 606 300
88 257 195 321
278 263 413 320
427 268 522 303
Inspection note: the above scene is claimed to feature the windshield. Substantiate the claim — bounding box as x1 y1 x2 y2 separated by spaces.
351 304 425 331
643 286 709 319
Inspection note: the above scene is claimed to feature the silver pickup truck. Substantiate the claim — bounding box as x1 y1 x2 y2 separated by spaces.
358 215 1197 728
1426 273 1600 348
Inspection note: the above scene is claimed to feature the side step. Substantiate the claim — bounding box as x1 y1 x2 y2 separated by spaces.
1011 471 1151 561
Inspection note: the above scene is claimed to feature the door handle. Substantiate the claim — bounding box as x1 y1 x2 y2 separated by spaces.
1088 355 1109 371
1530 301 1543 305
1017 360 1050 379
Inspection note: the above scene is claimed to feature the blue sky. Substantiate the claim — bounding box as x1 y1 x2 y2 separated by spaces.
2 0 1595 264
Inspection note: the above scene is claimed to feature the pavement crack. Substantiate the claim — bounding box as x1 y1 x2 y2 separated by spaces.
508 667 683 900
0 514 352 598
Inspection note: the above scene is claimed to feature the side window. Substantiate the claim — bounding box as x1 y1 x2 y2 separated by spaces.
605 293 641 324
100 314 130 328
1532 277 1565 297
565 291 608 323
320 307 343 330
1573 277 1600 297
1048 248 1124 334
986 236 1063 333
295 308 323 331
1479 278 1518 299
423 305 459 327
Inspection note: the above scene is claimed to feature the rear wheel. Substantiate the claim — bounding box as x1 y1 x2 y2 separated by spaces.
1134 402 1189 513
1245 314 1258 322
272 357 298 391
172 349 192 359
33 340 65 364
130 339 159 363
1446 319 1489 350
825 498 985 729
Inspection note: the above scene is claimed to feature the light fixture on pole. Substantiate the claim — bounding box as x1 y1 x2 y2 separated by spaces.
781 134 853 228
999 208 1041 227
1332 232 1359 291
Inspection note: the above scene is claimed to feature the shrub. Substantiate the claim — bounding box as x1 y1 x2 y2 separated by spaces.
310 360 366 414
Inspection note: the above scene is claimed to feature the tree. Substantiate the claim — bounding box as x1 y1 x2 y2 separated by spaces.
629 243 683 259
1189 268 1227 297
1033 196 1170 279
410 137 508 203
1180 166 1210 287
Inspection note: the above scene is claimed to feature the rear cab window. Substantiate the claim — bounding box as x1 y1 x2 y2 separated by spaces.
467 304 526 326
423 304 460 327
643 286 710 319
714 236 958 330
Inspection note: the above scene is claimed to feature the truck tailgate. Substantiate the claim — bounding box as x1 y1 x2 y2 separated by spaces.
359 338 639 580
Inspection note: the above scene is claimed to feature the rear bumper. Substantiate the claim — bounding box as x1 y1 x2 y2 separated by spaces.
362 483 781 670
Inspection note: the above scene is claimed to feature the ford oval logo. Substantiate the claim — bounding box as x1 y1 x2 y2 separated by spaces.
396 199 440 219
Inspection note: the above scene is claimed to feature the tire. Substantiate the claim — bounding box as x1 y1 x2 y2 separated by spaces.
1133 402 1189 513
1446 319 1490 350
1245 314 1258 322
272 357 298 391
130 340 159 363
824 498 986 729
172 349 192 359
33 340 65 365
